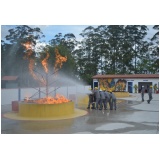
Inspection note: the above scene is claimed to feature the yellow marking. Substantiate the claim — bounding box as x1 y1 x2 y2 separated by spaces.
18 101 74 118
114 92 129 98
3 108 87 121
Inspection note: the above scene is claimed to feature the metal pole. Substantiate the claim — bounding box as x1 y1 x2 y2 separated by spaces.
67 85 68 98
18 88 21 101
18 77 21 101
39 87 41 98
75 85 77 105
46 73 48 98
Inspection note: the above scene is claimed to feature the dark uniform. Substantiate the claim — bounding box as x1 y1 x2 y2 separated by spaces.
108 92 112 110
141 86 145 102
110 92 117 110
87 89 95 109
99 90 106 110
104 90 110 109
109 91 117 110
147 86 153 104
94 88 101 110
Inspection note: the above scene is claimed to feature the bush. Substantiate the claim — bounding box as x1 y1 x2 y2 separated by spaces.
134 84 138 93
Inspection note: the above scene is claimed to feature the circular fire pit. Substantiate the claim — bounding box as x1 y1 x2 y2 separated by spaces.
3 101 87 121
3 46 88 121
18 101 74 118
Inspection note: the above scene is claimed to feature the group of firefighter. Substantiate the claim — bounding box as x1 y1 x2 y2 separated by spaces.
87 87 117 110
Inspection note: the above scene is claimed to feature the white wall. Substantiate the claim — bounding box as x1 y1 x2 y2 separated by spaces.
93 78 159 92
129 78 159 93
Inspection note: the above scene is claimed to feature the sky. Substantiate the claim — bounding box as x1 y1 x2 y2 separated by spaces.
1 25 157 44
1 25 90 42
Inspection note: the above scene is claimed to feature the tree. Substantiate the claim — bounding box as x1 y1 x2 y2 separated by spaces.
1 40 16 76
124 25 148 73
48 33 77 77
1 25 44 87
76 26 100 84
149 25 159 73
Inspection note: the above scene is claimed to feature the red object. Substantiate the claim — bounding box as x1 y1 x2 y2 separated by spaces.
2 76 18 81
12 101 19 111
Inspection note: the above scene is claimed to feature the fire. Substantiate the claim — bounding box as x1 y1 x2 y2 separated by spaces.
22 42 69 104
22 42 67 81
22 42 37 78
41 52 49 73
54 48 67 73
22 42 46 84
33 94 70 104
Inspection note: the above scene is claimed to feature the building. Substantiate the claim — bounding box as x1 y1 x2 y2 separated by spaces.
1 76 19 88
92 74 159 93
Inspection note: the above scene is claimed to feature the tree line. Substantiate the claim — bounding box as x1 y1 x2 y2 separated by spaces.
1 25 159 87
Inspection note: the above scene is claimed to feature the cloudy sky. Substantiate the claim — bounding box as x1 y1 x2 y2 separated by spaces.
1 25 157 43
1 25 89 42
1 0 158 43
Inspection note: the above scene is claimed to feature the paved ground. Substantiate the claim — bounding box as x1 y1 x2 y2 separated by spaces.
1 93 159 134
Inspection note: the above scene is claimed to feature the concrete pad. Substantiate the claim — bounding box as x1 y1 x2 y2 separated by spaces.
95 123 134 131
1 93 159 134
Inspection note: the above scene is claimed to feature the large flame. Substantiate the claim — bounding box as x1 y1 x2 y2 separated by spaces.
41 52 49 73
22 42 69 104
22 42 46 84
54 48 67 73
33 94 70 104
23 43 67 80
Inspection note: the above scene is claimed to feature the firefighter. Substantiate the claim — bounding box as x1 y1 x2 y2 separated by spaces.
108 90 112 110
99 89 106 110
94 87 101 110
147 85 153 104
109 90 117 110
141 86 145 102
104 89 110 110
91 88 96 109
87 88 95 109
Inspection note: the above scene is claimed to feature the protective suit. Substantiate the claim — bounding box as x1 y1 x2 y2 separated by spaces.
147 86 153 104
99 90 106 110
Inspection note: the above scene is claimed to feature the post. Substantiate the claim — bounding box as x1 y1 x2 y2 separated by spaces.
75 85 77 106
18 77 21 101
67 85 68 98
18 88 21 101
46 73 48 98
39 87 41 98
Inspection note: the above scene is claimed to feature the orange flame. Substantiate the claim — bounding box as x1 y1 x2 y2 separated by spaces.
22 43 69 103
22 42 46 85
54 48 67 73
22 42 37 79
33 94 70 104
41 52 49 73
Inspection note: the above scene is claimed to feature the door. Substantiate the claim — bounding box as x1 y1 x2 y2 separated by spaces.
138 82 152 93
128 82 133 93
94 82 98 88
